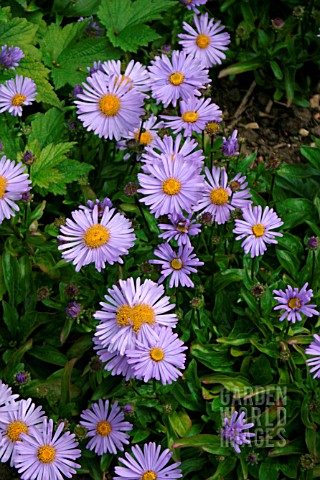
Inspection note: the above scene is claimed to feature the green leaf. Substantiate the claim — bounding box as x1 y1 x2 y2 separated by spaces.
173 434 230 455
169 410 192 437
276 248 299 279
52 37 122 89
0 16 38 48
2 301 19 336
270 60 283 80
218 59 264 78
200 373 251 390
63 0 101 16
249 355 273 385
301 146 320 170
56 159 93 184
0 115 22 159
28 346 68 366
259 458 280 480
98 0 175 53
284 66 296 105
29 108 66 148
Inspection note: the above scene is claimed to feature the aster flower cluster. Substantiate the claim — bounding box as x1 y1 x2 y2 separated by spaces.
221 411 255 453
0 381 81 479
94 277 187 385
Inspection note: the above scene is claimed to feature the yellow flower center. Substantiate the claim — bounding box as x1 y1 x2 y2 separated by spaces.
162 177 181 195
181 111 199 123
96 420 112 436
210 187 229 205
252 224 265 237
99 94 121 116
116 303 156 333
37 445 56 464
170 258 183 270
196 34 210 49
142 472 157 480
169 72 185 86
288 297 302 309
150 347 165 362
134 130 153 145
83 224 110 248
7 421 28 442
11 94 26 106
0 175 8 199
177 222 188 233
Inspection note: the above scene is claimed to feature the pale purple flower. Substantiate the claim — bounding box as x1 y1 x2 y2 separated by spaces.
15 418 81 480
221 411 255 454
158 213 201 246
86 60 103 77
148 50 210 107
138 153 204 218
306 335 320 379
72 84 83 98
0 75 37 116
66 301 81 318
94 277 177 355
233 205 283 258
80 197 113 217
161 96 222 136
193 167 251 224
58 204 135 272
127 325 187 385
75 71 145 140
0 380 19 409
178 13 231 68
114 442 182 480
273 282 319 323
0 398 46 466
101 59 150 92
150 243 204 288
80 399 132 455
222 129 239 156
0 156 31 224
142 133 204 173
0 45 24 70
93 336 135 380
117 114 163 156
180 0 207 14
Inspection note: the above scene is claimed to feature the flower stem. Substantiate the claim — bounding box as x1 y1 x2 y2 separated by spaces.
311 250 315 287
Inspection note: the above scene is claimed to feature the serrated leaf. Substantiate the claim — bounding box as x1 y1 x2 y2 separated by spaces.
0 115 23 159
52 37 122 89
98 0 174 52
57 159 93 183
29 108 66 148
0 16 38 48
30 142 75 194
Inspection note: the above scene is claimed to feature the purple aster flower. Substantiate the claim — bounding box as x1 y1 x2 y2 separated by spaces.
306 335 320 378
93 336 135 380
80 16 104 37
101 59 150 93
150 243 204 288
80 399 132 455
0 156 31 224
0 75 37 116
0 398 46 466
94 277 177 355
308 237 319 250
142 133 204 173
127 325 187 385
72 84 83 98
65 284 78 297
75 71 145 140
273 282 319 323
222 129 239 156
80 197 113 217
66 301 81 318
57 204 135 272
193 167 251 224
178 13 231 68
161 96 222 137
15 418 81 480
114 442 182 480
158 213 201 246
86 60 103 77
138 153 204 218
15 371 30 386
233 205 283 258
180 0 208 14
117 114 164 156
0 380 19 409
0 45 24 70
221 411 255 454
148 50 210 107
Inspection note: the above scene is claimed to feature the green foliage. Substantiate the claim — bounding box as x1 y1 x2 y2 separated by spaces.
98 0 175 52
